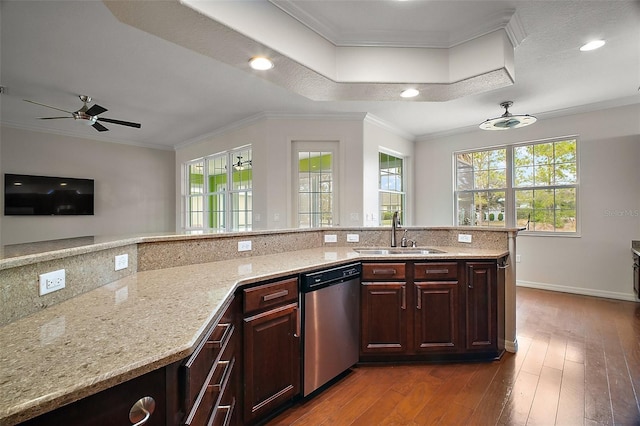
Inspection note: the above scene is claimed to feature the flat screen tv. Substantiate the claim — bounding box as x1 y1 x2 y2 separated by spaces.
4 174 94 216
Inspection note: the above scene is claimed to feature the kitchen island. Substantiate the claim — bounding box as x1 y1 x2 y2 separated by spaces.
0 228 517 424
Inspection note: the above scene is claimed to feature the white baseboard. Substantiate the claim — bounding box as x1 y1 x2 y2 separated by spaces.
516 280 639 302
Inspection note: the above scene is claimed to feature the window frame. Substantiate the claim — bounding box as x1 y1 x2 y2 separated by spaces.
379 150 406 226
454 136 579 236
183 145 252 232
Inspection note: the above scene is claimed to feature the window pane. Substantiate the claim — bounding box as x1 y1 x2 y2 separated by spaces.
298 151 332 228
456 192 474 225
379 153 405 225
514 166 534 187
188 162 204 195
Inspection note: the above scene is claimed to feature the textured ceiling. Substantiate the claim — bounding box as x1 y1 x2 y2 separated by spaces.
1 0 639 149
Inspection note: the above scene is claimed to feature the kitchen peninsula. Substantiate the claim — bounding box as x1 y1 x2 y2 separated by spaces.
0 227 518 425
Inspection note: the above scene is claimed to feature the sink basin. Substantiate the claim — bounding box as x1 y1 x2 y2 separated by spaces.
354 248 446 255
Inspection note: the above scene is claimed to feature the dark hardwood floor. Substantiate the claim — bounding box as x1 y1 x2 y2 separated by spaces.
267 287 640 425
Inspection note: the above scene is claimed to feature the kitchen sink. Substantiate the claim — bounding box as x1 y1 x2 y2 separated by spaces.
354 248 446 255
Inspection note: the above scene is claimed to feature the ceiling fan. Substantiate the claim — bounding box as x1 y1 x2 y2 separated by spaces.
24 95 141 132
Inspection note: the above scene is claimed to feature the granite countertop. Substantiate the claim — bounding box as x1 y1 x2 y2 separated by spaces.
0 245 508 425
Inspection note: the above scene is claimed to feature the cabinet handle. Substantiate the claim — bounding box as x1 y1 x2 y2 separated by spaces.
425 269 449 274
129 396 155 426
416 287 421 310
294 306 301 338
401 286 406 310
263 289 289 302
373 269 397 275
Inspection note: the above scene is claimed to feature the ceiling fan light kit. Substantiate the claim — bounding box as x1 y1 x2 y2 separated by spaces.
479 101 537 130
24 95 141 133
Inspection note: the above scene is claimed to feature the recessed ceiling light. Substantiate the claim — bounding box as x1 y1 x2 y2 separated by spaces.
580 40 605 51
249 56 274 70
400 88 419 98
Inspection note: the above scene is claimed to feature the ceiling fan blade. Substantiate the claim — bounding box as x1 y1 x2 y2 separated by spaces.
38 116 73 120
97 117 141 128
24 99 73 114
92 122 109 132
85 104 107 116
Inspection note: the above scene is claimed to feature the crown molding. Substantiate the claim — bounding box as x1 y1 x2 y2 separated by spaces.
0 121 174 151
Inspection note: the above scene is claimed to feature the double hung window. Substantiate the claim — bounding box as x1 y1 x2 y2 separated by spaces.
455 138 578 234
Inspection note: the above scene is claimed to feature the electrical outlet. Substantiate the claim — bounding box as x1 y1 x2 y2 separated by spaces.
516 255 521 263
458 234 472 243
238 240 252 252
324 234 338 243
115 254 128 271
39 269 65 296
346 233 360 243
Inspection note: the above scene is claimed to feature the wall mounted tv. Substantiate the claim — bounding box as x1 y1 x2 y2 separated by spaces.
4 174 94 216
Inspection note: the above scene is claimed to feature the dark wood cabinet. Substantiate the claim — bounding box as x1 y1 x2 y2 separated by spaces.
180 295 242 426
361 259 503 362
464 262 498 351
361 281 407 353
242 277 300 424
633 252 639 299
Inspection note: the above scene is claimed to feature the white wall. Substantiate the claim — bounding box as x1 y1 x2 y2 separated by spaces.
415 104 640 300
176 115 367 230
0 126 176 245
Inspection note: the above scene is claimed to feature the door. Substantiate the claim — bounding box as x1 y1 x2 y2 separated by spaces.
414 282 459 352
360 282 407 354
464 262 497 350
243 303 300 423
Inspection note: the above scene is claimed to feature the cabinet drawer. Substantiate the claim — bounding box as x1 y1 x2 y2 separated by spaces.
362 263 406 280
243 277 298 314
184 354 236 425
414 262 458 280
182 320 235 416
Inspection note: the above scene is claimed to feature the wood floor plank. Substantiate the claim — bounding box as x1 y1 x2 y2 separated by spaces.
543 335 567 371
527 365 563 425
556 359 585 426
497 370 539 425
520 335 549 376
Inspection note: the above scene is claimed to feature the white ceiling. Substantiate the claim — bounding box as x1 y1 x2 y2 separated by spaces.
1 0 639 150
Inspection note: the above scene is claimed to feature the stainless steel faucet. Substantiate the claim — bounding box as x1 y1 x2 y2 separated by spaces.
391 211 400 247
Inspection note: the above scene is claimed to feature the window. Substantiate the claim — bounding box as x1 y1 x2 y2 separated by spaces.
379 152 405 226
184 146 252 232
455 138 578 234
297 150 333 228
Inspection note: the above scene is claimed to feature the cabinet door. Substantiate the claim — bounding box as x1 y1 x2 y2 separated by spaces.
414 281 459 352
360 282 407 354
243 303 300 423
464 262 497 350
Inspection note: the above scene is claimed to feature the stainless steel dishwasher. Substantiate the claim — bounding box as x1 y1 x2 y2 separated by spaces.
300 262 361 397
